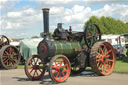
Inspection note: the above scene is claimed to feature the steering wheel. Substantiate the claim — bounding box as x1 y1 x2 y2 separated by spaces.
84 23 101 48
0 35 10 47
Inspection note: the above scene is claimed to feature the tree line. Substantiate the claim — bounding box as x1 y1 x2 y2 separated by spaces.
84 16 128 35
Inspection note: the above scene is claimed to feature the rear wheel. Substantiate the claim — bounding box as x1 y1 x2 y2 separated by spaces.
90 41 116 76
49 55 71 83
24 55 45 80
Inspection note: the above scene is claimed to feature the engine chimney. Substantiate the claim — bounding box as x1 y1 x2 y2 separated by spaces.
42 8 49 33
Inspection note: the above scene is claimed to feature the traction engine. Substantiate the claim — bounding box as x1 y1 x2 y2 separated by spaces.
25 8 116 83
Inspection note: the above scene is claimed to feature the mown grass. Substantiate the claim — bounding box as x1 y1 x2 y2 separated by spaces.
17 65 24 69
114 58 128 73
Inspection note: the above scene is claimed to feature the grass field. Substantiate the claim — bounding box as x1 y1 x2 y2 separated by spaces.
114 58 128 72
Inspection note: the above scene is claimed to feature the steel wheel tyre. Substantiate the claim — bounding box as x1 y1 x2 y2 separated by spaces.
24 55 45 80
49 55 71 83
0 45 20 69
90 41 116 76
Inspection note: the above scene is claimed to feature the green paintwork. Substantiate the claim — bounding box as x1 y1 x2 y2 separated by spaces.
54 41 83 57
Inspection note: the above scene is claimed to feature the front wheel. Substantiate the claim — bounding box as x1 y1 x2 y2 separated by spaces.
49 55 71 83
24 55 45 80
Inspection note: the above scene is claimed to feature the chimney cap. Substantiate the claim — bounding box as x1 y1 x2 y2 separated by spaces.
42 8 49 12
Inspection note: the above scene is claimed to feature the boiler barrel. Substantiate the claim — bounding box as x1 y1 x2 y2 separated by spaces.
38 40 82 60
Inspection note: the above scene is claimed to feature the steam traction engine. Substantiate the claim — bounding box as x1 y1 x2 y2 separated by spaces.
0 35 20 69
25 8 116 83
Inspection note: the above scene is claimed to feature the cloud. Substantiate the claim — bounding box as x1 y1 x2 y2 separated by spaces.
0 0 19 13
83 0 128 5
0 0 128 38
1 8 42 30
92 4 128 21
36 0 128 7
36 0 78 7
0 0 8 9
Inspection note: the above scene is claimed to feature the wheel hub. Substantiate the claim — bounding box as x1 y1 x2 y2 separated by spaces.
60 67 64 71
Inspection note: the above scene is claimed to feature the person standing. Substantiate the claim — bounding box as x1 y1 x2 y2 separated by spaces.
117 47 120 57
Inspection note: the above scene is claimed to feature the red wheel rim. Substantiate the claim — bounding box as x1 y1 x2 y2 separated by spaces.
96 42 116 75
2 46 19 68
51 56 70 82
26 56 45 80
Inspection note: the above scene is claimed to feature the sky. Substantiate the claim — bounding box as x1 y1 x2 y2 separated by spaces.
0 0 128 38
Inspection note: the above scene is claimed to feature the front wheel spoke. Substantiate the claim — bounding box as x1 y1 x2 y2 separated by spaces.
52 66 59 70
63 69 67 72
63 64 68 68
56 72 60 78
54 61 58 66
58 59 61 64
62 71 65 77
59 75 61 80
60 59 64 66
52 70 57 75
